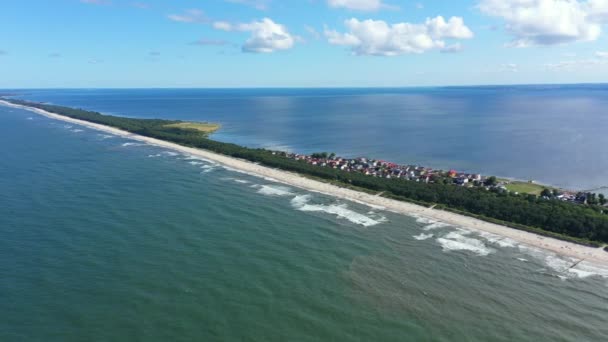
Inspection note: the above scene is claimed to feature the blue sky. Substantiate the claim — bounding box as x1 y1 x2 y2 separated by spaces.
1 0 608 87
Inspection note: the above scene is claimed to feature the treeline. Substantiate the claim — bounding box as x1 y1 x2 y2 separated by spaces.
9 99 608 246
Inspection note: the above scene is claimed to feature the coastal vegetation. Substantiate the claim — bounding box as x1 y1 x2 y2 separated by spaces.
6 98 608 247
164 122 220 134
504 181 546 195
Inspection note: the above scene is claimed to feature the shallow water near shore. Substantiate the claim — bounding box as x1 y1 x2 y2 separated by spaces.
2 104 608 341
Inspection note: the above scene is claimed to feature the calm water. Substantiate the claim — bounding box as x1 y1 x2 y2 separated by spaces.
1 98 608 341
8 85 608 192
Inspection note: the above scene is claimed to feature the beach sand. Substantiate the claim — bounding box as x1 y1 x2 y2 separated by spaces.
3 99 607 265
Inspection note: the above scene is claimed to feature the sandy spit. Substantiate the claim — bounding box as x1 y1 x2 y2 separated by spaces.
3 100 607 265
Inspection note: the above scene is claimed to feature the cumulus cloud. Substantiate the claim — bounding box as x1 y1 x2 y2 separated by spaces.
478 0 608 47
213 18 296 53
596 50 608 57
327 0 396 11
324 16 473 56
168 9 209 23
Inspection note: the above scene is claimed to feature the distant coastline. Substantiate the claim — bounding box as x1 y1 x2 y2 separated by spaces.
2 99 608 266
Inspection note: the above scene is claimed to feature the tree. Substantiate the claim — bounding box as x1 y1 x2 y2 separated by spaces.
484 176 497 186
541 188 552 198
599 194 606 205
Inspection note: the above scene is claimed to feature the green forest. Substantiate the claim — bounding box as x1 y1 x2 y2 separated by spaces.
7 98 608 247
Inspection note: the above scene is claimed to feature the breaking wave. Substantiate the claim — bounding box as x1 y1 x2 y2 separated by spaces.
413 233 434 241
518 245 608 280
290 195 386 227
478 231 518 248
121 142 145 147
436 230 495 256
256 184 293 197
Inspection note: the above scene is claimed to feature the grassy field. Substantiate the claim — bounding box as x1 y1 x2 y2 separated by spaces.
164 122 220 134
504 181 549 195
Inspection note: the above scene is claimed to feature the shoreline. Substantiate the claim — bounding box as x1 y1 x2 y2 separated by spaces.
3 99 608 266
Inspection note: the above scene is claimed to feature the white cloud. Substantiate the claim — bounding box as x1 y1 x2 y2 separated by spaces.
324 16 473 56
168 9 209 23
478 0 608 47
596 50 608 57
327 0 395 11
213 18 296 53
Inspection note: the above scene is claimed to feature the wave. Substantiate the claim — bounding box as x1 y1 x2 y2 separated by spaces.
478 231 518 248
121 142 145 147
413 233 434 241
436 230 495 256
71 129 84 133
412 215 451 231
182 155 216 164
256 184 293 197
518 245 608 280
98 134 114 139
290 194 387 227
148 153 162 158
423 222 451 231
200 164 219 173
162 151 179 157
26 117 34 120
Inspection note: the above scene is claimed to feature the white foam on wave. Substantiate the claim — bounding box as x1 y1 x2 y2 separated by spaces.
411 215 451 231
162 151 179 157
183 155 216 164
98 134 114 139
518 244 608 280
256 184 293 197
423 222 451 231
148 153 162 158
26 117 34 120
436 230 495 256
413 233 434 241
200 164 219 173
221 177 251 184
71 129 84 133
63 124 73 129
188 161 204 166
290 194 387 227
478 231 518 248
121 142 145 147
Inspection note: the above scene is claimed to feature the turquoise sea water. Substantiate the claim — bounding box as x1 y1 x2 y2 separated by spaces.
1 103 608 341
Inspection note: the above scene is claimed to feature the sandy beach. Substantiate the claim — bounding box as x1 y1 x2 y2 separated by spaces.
3 99 608 265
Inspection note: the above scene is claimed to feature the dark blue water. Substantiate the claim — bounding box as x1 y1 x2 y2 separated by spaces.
8 85 608 191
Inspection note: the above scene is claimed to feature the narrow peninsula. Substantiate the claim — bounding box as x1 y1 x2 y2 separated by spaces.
2 98 607 264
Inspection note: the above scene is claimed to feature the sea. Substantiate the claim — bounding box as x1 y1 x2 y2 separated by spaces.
1 86 608 341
